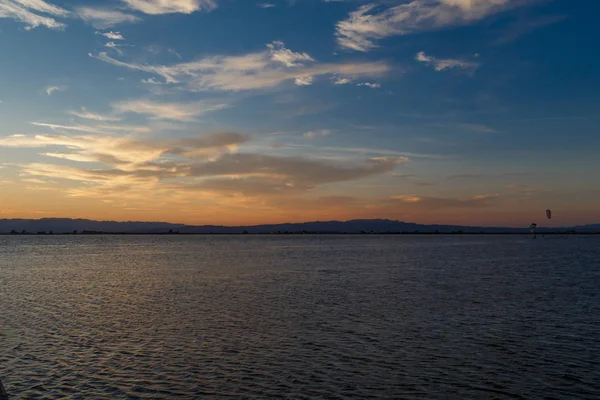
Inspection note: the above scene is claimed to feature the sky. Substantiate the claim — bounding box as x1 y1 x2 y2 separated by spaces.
0 0 598 227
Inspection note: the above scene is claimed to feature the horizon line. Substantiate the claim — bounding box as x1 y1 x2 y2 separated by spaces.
0 216 597 230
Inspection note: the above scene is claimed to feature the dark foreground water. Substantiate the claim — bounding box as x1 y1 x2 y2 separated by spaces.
0 235 599 399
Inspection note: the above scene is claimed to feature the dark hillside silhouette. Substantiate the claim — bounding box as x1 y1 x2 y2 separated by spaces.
0 218 596 234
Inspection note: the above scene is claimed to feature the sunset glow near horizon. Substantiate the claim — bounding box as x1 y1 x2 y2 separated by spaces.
0 0 598 228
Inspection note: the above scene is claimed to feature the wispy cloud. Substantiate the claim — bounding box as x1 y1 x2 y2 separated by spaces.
69 107 121 122
285 143 450 159
90 40 390 91
332 76 381 88
393 173 415 179
336 0 531 51
31 121 152 134
12 0 69 16
393 193 499 208
45 85 66 96
0 0 68 30
187 154 406 191
122 0 216 15
141 77 164 85
294 76 314 86
94 124 152 133
492 14 566 45
457 123 496 133
31 122 106 133
97 30 125 40
257 2 276 8
105 41 125 55
111 99 228 121
332 76 355 85
393 174 434 187
304 129 331 138
506 184 541 197
422 121 496 133
415 51 479 72
267 40 314 67
446 172 530 180
357 82 380 88
76 7 140 28
0 131 248 168
168 48 182 59
0 131 405 201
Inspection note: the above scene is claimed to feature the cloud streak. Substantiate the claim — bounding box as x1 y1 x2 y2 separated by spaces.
69 108 121 122
304 129 331 138
0 131 249 167
336 0 531 51
90 41 390 91
357 82 380 88
186 154 406 193
45 85 66 96
0 130 405 202
122 0 216 15
111 99 228 121
0 0 68 29
76 7 140 28
415 51 479 72
393 193 499 208
97 30 125 40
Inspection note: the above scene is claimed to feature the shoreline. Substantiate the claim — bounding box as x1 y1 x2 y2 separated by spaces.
1 232 597 236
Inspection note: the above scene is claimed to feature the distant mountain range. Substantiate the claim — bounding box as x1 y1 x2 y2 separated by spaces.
0 218 598 234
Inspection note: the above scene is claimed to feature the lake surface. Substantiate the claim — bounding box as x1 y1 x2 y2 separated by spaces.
0 235 599 399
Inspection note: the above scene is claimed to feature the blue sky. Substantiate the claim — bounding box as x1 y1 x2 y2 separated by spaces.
0 0 598 226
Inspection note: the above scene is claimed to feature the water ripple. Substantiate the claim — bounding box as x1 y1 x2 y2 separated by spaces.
0 235 599 398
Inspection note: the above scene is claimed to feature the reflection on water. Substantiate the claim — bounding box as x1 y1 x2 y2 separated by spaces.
1 235 599 399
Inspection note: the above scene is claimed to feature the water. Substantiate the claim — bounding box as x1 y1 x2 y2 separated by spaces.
0 235 599 399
